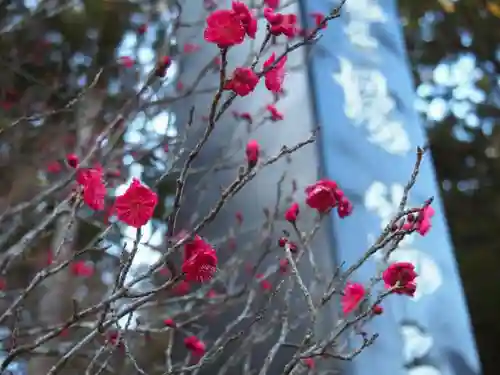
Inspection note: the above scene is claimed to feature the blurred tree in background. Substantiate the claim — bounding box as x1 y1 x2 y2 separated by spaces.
400 0 500 374
0 0 181 373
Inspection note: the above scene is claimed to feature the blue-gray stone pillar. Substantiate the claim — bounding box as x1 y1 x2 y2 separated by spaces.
299 0 481 375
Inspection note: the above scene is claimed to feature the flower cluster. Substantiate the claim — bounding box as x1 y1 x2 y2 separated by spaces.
4 0 440 371
182 235 218 282
267 104 284 121
114 178 158 228
224 67 259 96
263 53 287 93
283 179 353 224
383 262 418 296
76 169 157 229
341 262 419 316
264 8 298 38
204 2 290 98
399 205 435 236
305 179 353 218
184 336 206 357
204 1 256 48
246 140 260 168
76 166 106 211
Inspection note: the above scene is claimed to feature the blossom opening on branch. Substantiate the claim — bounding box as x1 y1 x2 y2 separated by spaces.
383 262 418 297
302 357 315 369
266 104 284 121
182 236 218 282
263 53 287 93
264 0 280 9
246 140 260 168
163 318 176 328
305 179 353 218
184 336 206 356
264 8 298 38
310 12 327 29
76 167 106 211
204 8 246 48
372 305 384 315
47 160 62 173
225 67 259 96
285 202 299 223
114 178 158 228
232 1 257 39
173 280 191 295
341 282 366 315
71 261 94 277
416 205 435 236
66 153 79 168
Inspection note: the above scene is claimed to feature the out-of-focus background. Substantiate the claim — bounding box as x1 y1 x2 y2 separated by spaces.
400 1 500 374
0 0 499 374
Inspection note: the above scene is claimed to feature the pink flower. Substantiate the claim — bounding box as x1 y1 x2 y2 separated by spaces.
263 53 287 93
155 56 172 77
246 140 260 168
76 166 101 185
76 167 106 211
173 280 190 295
47 161 62 173
106 331 124 348
137 23 148 35
206 289 218 298
416 205 434 236
184 336 206 356
264 0 280 8
225 67 259 96
278 237 287 247
372 305 384 315
114 178 158 228
46 251 53 266
239 112 253 123
232 1 258 39
264 9 298 38
261 279 272 291
302 357 315 369
204 9 246 48
119 56 134 68
285 202 299 223
66 154 79 168
337 196 353 218
341 282 365 315
71 261 94 277
163 318 176 328
235 211 243 225
266 104 284 121
305 179 339 213
288 241 298 253
383 262 417 297
257 274 272 291
279 258 289 274
182 236 218 282
310 12 327 29
59 328 69 337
